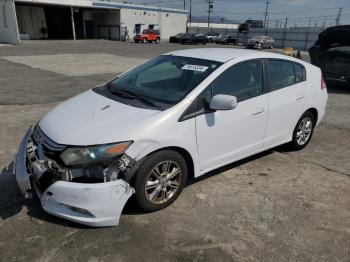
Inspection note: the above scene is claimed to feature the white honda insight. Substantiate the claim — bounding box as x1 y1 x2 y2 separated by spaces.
15 48 328 227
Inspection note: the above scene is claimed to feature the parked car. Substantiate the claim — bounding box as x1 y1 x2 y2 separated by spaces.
134 29 160 43
205 32 222 43
309 25 350 87
180 34 208 45
246 36 275 49
169 33 185 43
15 48 327 227
215 35 237 45
239 19 264 33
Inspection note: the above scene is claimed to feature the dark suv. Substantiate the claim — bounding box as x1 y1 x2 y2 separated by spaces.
309 25 350 87
239 20 263 33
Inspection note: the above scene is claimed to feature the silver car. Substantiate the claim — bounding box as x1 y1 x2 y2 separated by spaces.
246 35 275 49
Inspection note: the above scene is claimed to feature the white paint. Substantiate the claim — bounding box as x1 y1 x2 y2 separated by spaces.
0 0 20 44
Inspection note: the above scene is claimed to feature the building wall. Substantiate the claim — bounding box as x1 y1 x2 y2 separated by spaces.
120 8 187 39
16 5 47 39
0 0 20 44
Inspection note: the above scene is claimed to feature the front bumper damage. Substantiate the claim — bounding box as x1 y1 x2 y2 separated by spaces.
15 127 135 227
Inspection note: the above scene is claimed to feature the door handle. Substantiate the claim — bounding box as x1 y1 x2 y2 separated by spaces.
296 96 304 100
252 109 264 116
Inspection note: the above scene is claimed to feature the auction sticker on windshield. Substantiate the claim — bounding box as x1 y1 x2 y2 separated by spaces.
181 64 209 72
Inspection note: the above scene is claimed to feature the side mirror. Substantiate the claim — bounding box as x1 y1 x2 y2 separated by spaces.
209 94 238 111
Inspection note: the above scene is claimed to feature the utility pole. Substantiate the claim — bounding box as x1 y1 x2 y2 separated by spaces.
183 0 186 9
264 1 270 28
189 0 192 26
335 7 343 26
304 17 312 51
322 16 327 29
282 17 288 48
208 0 213 28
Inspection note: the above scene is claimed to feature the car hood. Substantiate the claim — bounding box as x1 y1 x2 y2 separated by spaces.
39 90 160 146
318 25 350 50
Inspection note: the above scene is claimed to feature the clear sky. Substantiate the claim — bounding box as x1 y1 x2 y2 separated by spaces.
122 0 350 27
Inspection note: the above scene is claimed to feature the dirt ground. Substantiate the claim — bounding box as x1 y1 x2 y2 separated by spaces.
0 40 349 262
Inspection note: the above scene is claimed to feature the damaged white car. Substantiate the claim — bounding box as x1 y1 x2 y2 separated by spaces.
15 48 327 227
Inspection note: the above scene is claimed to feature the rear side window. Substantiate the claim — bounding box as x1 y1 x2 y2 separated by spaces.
212 60 263 102
294 63 306 83
268 60 295 91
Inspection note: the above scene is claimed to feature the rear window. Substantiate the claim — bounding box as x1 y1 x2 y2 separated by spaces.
294 63 306 83
268 60 295 91
268 60 306 91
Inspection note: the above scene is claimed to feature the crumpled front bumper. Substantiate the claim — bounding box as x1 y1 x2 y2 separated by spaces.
14 127 135 227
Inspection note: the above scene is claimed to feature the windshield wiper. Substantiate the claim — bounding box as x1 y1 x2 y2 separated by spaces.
109 88 161 109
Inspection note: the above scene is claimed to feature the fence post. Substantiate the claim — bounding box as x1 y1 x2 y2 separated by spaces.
304 18 312 51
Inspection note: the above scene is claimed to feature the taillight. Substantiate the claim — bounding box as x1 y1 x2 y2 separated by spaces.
321 76 327 90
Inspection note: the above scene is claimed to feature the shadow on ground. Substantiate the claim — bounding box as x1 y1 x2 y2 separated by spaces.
1 147 282 227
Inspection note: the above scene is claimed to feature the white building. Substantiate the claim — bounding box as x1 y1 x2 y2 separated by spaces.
0 0 188 44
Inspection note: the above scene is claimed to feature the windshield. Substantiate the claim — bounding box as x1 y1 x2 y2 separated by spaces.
252 36 265 40
106 55 222 106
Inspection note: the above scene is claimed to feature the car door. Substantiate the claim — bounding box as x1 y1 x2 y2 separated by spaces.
195 59 268 172
264 59 307 148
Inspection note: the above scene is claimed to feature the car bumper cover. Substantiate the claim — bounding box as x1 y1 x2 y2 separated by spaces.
15 127 135 227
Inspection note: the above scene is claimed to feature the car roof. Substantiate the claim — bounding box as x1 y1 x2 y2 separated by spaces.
166 48 305 64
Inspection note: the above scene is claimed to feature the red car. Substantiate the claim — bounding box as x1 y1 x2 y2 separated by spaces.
134 29 160 43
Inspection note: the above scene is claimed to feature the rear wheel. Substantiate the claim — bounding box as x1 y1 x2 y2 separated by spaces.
290 111 315 150
155 38 160 44
142 38 147 44
270 44 274 49
134 150 188 212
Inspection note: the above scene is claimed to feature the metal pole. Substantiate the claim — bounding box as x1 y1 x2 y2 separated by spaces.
70 6 76 40
264 2 270 28
208 0 213 28
335 7 343 26
304 18 311 51
189 0 192 26
282 17 288 48
184 0 186 9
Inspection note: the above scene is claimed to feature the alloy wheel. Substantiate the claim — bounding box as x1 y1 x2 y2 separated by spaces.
144 160 182 204
296 117 313 146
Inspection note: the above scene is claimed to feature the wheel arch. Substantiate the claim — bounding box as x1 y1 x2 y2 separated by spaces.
144 146 195 180
306 107 318 125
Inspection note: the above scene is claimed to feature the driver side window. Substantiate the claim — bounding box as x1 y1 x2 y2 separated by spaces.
212 60 263 102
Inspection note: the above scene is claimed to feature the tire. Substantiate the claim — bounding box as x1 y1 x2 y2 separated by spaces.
270 44 274 49
142 38 147 44
134 150 188 212
155 38 160 44
290 111 315 150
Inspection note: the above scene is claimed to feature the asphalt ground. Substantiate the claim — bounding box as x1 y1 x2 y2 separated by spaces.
0 40 349 262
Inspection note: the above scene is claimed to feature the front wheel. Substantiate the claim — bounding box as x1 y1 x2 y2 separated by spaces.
142 38 147 44
134 150 188 212
290 111 315 150
155 38 160 43
270 44 274 49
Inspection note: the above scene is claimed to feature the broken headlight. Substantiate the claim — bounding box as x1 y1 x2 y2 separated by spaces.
60 141 132 166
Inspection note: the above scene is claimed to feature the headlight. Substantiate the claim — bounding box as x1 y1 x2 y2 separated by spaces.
60 141 132 166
